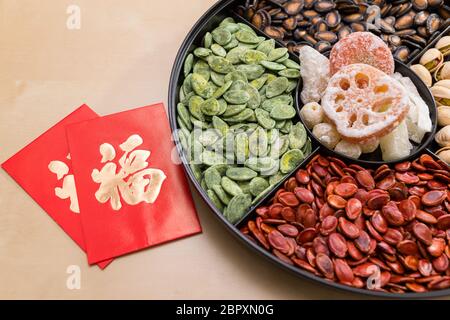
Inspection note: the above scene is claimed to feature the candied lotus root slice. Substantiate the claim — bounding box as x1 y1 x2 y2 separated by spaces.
321 64 409 143
330 32 394 76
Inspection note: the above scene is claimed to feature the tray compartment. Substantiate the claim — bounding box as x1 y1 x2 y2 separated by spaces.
168 0 316 227
236 145 450 297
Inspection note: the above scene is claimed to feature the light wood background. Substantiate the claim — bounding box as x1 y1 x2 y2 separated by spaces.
0 0 447 299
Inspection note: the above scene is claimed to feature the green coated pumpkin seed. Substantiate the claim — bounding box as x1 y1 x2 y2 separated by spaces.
302 138 312 155
222 104 246 117
275 120 286 129
199 129 220 146
181 91 195 106
245 157 277 173
269 172 286 185
235 29 260 44
201 150 226 166
278 68 301 79
201 179 207 191
217 98 227 115
177 116 190 134
275 52 290 63
256 39 275 56
226 194 252 223
269 135 289 159
212 185 231 205
224 71 248 84
247 112 257 122
234 132 249 163
223 90 250 105
283 59 301 70
245 84 261 109
289 122 307 149
179 86 185 102
211 71 225 86
183 74 193 95
267 128 279 144
249 177 269 197
200 98 220 116
250 74 268 90
203 32 213 49
207 56 234 74
177 103 192 130
260 60 286 71
220 17 235 26
266 77 289 98
266 73 278 83
237 181 252 195
270 104 296 120
280 119 293 134
237 23 255 33
191 73 214 99
191 118 210 129
229 79 247 91
285 80 297 93
255 108 276 129
189 162 203 181
193 60 211 81
212 80 233 99
221 176 243 196
230 123 257 133
280 149 304 173
236 64 265 80
184 53 194 78
223 36 239 50
268 47 288 61
226 47 249 65
212 28 232 46
210 164 229 176
188 95 205 120
204 167 222 189
194 47 212 59
249 127 268 156
240 50 268 64
238 42 260 49
212 116 229 136
207 189 224 211
251 185 273 205
226 167 257 181
222 23 240 34
211 43 227 57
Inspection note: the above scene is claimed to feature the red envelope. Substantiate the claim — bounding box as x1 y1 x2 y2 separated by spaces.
66 103 202 264
2 105 112 269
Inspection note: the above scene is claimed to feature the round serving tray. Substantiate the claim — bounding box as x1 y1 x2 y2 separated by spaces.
168 0 450 298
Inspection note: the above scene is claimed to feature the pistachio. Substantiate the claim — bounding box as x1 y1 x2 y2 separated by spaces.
420 48 444 73
435 125 450 147
430 85 450 106
435 80 450 90
434 62 450 82
435 36 450 57
410 64 432 87
438 106 450 127
436 147 450 164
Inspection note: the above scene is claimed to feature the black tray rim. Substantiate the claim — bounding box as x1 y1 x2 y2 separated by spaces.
167 0 450 299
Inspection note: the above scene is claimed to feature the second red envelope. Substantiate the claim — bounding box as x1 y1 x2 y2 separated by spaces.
66 103 202 264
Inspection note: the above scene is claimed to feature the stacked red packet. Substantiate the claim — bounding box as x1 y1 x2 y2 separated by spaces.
2 103 201 268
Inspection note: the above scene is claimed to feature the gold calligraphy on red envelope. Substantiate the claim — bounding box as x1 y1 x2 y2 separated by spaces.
66 103 202 264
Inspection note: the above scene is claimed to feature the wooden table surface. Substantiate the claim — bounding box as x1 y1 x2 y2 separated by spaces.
0 0 447 299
